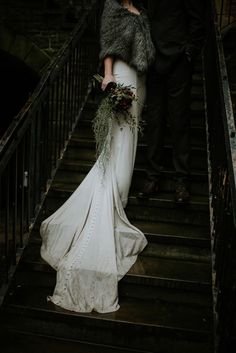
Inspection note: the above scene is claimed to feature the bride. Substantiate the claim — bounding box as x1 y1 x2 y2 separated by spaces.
40 0 155 313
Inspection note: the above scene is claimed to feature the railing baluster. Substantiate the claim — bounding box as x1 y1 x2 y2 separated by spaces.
12 151 17 266
0 0 101 302
20 139 25 247
58 67 64 159
53 76 60 168
4 166 10 282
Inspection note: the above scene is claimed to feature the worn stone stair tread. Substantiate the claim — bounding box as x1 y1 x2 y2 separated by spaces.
53 170 209 197
74 122 206 143
132 220 209 238
48 183 208 208
133 221 209 248
4 284 212 334
85 87 203 108
130 256 211 285
56 160 209 194
74 134 207 149
143 242 210 262
15 264 212 308
79 111 205 132
0 330 151 353
84 90 204 111
63 146 207 171
32 218 209 239
76 117 206 141
76 115 206 129
43 189 209 226
68 136 206 151
19 242 211 290
32 218 210 249
59 159 208 181
64 143 207 170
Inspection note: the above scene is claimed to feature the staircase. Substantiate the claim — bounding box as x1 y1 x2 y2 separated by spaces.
0 61 214 352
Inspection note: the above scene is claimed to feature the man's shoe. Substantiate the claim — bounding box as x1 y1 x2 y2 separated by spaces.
175 184 190 204
138 180 159 199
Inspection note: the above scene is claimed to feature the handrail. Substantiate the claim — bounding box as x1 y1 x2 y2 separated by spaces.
0 0 102 300
204 1 236 351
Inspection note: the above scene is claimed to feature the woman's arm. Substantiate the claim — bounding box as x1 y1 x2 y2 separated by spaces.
101 56 116 91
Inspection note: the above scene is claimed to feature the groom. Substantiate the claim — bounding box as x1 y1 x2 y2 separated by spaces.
139 0 206 203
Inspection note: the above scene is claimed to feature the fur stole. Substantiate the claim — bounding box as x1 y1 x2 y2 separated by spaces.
100 0 155 73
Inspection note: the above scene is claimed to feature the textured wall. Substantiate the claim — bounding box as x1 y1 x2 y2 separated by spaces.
0 0 91 75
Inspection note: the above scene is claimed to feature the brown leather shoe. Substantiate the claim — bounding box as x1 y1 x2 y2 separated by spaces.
138 180 159 199
175 184 190 204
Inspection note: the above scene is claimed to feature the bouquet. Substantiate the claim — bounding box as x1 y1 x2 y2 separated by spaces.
92 74 141 171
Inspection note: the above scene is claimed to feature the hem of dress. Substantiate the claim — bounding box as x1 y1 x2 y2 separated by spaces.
47 295 120 314
40 246 59 271
117 240 147 281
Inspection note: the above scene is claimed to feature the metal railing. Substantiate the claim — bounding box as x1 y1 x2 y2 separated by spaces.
204 1 236 351
0 0 102 300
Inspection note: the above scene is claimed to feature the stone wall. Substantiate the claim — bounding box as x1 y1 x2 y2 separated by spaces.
0 0 96 135
0 0 93 74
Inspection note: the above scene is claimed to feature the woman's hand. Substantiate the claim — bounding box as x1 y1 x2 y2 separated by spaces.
101 74 116 91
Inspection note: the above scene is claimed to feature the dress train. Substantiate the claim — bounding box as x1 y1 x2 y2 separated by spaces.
40 60 147 313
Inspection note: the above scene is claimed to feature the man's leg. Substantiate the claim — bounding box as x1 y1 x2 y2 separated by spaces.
138 67 167 198
167 55 193 202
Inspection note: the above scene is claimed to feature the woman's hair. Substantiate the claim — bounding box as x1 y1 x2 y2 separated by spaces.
116 0 142 7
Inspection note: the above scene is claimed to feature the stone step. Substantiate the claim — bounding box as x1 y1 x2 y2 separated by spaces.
132 220 210 248
0 329 152 353
70 133 206 149
63 140 208 171
16 256 211 299
75 120 207 147
33 215 210 249
1 284 213 353
42 186 209 226
126 194 209 225
23 232 211 265
57 160 209 195
17 239 211 293
78 99 205 127
86 88 204 109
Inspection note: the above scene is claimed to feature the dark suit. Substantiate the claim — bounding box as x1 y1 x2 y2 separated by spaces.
145 0 206 183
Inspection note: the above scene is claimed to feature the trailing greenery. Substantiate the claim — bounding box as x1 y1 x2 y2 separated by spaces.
92 74 144 172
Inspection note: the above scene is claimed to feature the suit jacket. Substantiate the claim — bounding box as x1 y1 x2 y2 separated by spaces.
147 0 206 73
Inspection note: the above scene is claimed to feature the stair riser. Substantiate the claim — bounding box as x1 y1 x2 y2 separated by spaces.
84 95 204 116
143 243 210 263
55 169 209 195
2 310 212 353
126 205 209 226
31 224 210 250
22 237 211 265
147 233 210 248
42 196 209 226
119 281 211 306
0 329 150 353
15 267 211 304
141 126 206 147
80 92 204 114
75 122 206 144
64 146 208 171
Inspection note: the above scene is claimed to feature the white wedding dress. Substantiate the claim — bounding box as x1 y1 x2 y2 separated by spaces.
40 60 147 313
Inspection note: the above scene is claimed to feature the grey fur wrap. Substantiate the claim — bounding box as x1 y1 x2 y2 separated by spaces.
100 0 155 73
